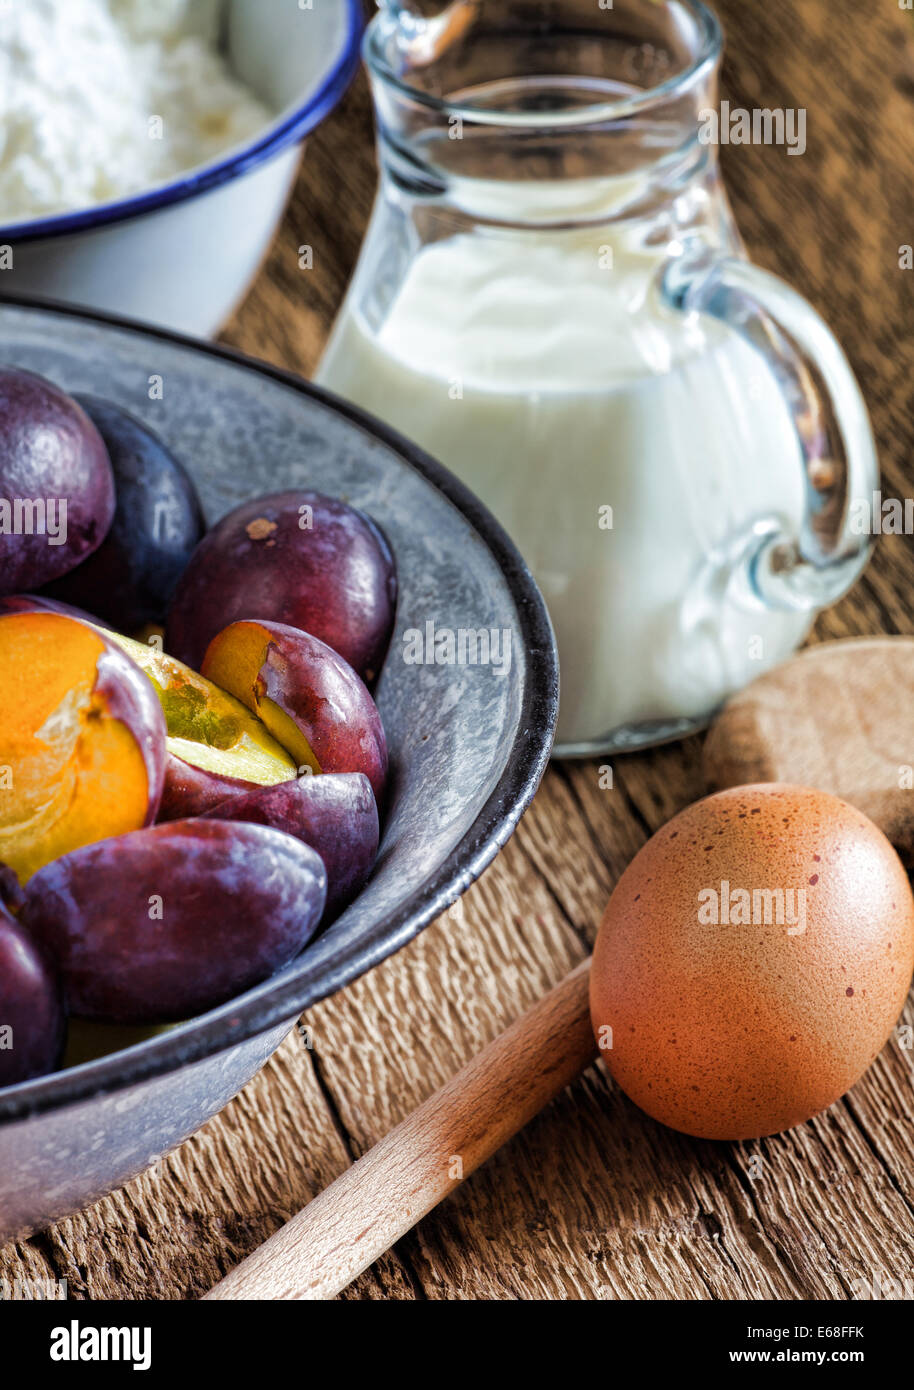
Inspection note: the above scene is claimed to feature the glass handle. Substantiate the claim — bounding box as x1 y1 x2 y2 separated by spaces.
660 241 878 613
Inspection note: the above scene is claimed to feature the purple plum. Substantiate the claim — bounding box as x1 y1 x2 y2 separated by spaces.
202 772 379 920
0 368 115 594
19 820 327 1023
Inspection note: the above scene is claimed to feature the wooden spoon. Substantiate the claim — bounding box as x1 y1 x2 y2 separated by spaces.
205 636 914 1300
204 962 596 1300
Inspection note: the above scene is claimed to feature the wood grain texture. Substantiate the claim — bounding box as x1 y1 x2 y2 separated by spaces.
3 0 914 1301
205 962 596 1299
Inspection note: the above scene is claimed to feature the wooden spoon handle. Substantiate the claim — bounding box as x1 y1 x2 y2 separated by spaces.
204 959 596 1300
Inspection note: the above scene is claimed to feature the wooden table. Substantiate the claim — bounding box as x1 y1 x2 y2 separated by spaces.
4 0 914 1300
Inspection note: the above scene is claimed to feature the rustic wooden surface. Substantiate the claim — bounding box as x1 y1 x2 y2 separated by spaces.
205 962 597 1300
4 0 914 1300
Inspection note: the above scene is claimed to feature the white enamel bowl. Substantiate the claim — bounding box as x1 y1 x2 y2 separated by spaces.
0 0 362 336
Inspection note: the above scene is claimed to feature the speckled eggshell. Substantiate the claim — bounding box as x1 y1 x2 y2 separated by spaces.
590 784 914 1140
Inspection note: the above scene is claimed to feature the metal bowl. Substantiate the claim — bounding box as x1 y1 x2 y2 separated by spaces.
0 298 558 1243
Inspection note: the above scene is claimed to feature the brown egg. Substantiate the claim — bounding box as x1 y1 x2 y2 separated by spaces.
590 784 914 1140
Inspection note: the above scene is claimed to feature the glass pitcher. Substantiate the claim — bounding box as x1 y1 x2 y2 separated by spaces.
316 0 877 756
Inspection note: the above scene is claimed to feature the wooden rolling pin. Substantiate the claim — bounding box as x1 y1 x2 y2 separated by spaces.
204 961 596 1300
206 636 914 1300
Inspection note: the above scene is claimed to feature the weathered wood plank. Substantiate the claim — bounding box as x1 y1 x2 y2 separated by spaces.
2 0 914 1301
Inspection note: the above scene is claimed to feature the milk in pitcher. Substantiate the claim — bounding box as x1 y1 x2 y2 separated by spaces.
319 1 877 753
318 221 812 748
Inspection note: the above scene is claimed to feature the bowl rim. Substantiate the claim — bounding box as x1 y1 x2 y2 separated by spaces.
0 293 559 1123
0 0 364 245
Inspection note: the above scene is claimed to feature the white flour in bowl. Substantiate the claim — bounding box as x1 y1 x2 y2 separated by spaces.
0 0 274 222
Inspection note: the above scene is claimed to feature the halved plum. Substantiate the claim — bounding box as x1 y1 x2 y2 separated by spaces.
103 631 299 819
157 756 266 822
0 596 295 820
201 620 388 802
203 772 379 921
19 820 327 1023
0 900 66 1086
0 368 115 594
166 490 397 683
0 592 103 626
0 611 166 881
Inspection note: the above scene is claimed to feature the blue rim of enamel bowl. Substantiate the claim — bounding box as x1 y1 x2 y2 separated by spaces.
0 0 364 245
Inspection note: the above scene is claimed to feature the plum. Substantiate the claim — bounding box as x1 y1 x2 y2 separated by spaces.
201 619 388 802
0 368 115 594
166 490 397 683
0 610 166 882
203 772 379 920
19 820 327 1024
157 754 265 821
0 591 106 626
100 631 299 819
43 396 205 631
0 900 65 1087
